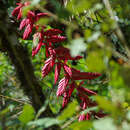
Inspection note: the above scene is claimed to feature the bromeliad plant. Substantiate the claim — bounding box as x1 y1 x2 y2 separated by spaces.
12 0 106 121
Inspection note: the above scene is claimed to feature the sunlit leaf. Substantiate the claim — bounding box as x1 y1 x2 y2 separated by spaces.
58 100 78 121
19 104 35 124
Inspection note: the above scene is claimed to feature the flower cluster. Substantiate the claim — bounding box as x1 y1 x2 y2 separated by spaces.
12 1 106 121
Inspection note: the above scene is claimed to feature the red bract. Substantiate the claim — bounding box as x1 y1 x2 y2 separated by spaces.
71 68 101 80
46 35 66 43
19 11 35 39
35 13 48 21
12 3 23 20
54 63 62 84
23 23 33 39
43 29 62 36
79 113 90 121
32 41 43 57
62 90 69 108
78 114 86 121
42 57 55 78
12 2 30 20
32 32 43 57
63 64 72 77
62 82 75 108
19 12 48 39
56 77 69 96
77 86 97 95
54 46 82 61
68 82 75 97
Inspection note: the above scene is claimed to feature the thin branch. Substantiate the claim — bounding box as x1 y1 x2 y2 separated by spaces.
61 115 79 129
0 94 30 104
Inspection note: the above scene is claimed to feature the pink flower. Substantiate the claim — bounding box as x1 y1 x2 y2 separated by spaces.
78 113 91 121
79 114 86 121
56 77 69 96
19 11 35 39
68 82 75 97
62 82 75 108
12 2 30 20
54 63 62 84
12 3 23 19
62 90 69 108
42 57 55 78
63 64 72 77
23 23 33 39
19 12 48 39
32 41 43 57
32 32 43 57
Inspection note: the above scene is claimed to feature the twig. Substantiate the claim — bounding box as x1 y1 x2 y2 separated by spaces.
61 115 79 129
0 94 30 104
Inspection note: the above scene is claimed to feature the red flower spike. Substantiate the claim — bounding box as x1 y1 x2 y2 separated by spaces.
44 29 62 36
62 90 69 108
62 82 75 108
32 41 43 57
12 2 30 20
32 32 43 57
63 65 72 77
23 24 33 39
19 19 27 30
54 63 62 84
45 44 50 58
27 11 35 20
79 113 91 121
42 57 55 78
56 77 69 96
79 114 86 121
12 3 22 17
17 8 22 20
68 82 75 97
77 86 97 95
86 113 91 120
71 68 101 80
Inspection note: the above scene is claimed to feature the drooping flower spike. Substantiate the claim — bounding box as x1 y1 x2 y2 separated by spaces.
12 2 30 20
12 1 105 122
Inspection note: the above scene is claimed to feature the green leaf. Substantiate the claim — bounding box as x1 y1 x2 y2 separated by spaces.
86 50 106 72
19 104 35 124
95 96 122 117
58 100 78 121
36 18 50 26
93 117 117 130
69 121 92 130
